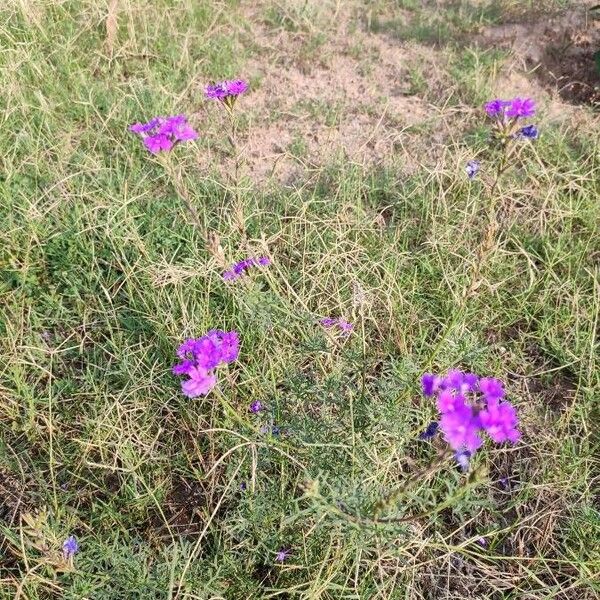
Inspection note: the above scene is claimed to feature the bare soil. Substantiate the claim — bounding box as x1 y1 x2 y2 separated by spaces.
479 7 600 106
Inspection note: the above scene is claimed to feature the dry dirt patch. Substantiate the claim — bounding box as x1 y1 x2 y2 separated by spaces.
203 6 434 182
479 7 600 106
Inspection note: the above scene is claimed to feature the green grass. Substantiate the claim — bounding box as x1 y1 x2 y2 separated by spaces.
1 1 599 598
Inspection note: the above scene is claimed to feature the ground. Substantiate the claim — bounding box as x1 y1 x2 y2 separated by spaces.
0 0 599 599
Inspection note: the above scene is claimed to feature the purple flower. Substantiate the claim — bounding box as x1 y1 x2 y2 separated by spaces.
505 97 536 119
226 80 248 96
129 115 198 154
436 390 462 414
454 449 471 472
518 124 539 139
439 400 483 453
478 377 505 403
320 317 353 335
215 330 240 363
129 117 161 134
62 535 79 560
320 317 337 328
478 401 520 443
421 373 441 397
222 256 270 281
423 370 520 462
205 83 228 100
144 134 174 154
419 421 439 440
205 79 248 104
441 370 479 394
171 359 195 376
180 366 217 397
275 548 291 562
249 400 263 413
484 99 509 118
240 481 247 491
466 160 480 180
172 330 239 397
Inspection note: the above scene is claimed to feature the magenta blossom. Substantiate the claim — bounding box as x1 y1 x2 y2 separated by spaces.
275 548 291 562
222 256 270 281
484 99 509 118
505 97 535 118
129 115 198 154
205 79 248 106
320 317 353 336
484 97 535 120
420 370 520 468
172 330 239 398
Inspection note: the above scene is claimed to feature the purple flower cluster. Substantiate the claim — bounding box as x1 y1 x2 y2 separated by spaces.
485 97 536 120
518 124 539 140
249 400 263 413
320 317 353 335
62 535 79 560
421 370 520 468
484 97 539 143
205 79 248 104
222 256 270 281
129 115 198 154
465 159 480 180
172 330 239 397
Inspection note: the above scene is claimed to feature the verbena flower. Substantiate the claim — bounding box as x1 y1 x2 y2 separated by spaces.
129 115 198 154
478 377 504 402
478 401 520 443
518 124 539 139
62 535 79 560
172 330 239 397
484 99 509 118
485 97 535 121
439 400 483 453
222 256 270 281
505 97 535 119
275 548 291 562
454 449 471 472
320 317 353 335
419 421 439 440
205 79 248 106
466 160 480 180
421 373 442 397
421 370 520 467
250 400 263 413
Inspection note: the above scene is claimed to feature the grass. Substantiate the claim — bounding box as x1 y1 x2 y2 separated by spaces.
1 0 599 598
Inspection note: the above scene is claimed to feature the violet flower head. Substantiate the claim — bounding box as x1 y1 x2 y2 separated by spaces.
421 373 441 397
275 548 291 562
479 377 505 403
484 99 508 118
62 535 79 560
466 160 480 180
518 124 539 139
129 115 198 154
478 401 520 443
420 370 520 464
172 330 239 398
320 317 353 336
249 400 263 414
439 400 483 453
505 97 536 119
454 450 471 472
180 367 217 397
222 256 270 281
205 79 248 105
419 421 439 440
